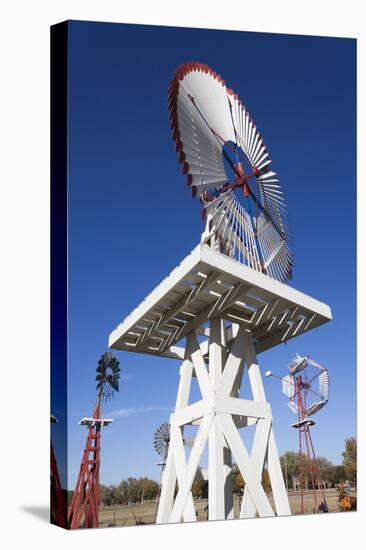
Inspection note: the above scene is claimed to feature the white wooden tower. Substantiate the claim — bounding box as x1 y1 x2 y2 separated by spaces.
109 245 332 523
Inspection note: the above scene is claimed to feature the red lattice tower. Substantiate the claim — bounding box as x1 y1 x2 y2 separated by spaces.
266 353 329 514
50 415 68 527
68 352 120 529
292 374 328 514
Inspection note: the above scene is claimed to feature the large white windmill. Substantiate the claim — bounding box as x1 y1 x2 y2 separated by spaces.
109 61 332 523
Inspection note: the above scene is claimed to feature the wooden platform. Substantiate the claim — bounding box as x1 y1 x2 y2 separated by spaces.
109 245 332 359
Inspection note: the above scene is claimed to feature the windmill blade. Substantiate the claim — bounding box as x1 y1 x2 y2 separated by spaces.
319 369 329 401
288 353 307 375
95 351 121 402
153 422 171 459
287 400 298 414
284 354 329 418
306 400 327 417
282 374 295 399
169 61 293 283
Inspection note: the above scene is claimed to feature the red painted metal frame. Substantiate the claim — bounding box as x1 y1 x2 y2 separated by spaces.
294 376 327 514
50 442 68 527
68 401 102 529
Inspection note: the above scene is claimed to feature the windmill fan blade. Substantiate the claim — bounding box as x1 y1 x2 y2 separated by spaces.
284 354 329 418
319 369 329 401
95 351 121 401
153 422 171 457
287 400 298 413
169 61 293 283
282 375 295 398
306 400 327 416
288 353 307 375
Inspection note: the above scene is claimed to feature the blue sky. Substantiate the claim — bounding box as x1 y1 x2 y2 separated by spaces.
54 21 356 488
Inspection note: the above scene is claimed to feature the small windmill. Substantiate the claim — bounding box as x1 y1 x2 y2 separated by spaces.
153 422 194 521
154 422 171 468
266 353 329 514
68 352 120 529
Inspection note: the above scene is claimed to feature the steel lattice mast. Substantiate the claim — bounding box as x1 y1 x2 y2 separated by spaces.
267 353 329 514
68 352 120 529
288 355 329 514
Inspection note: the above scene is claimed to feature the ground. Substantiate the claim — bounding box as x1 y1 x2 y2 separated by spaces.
97 488 356 528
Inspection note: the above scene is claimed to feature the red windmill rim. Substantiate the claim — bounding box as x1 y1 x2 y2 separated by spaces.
168 60 266 188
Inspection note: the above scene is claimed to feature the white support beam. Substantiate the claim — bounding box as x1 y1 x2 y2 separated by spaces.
170 425 197 522
170 400 207 427
169 414 214 523
156 325 290 524
242 332 291 516
215 396 271 419
218 413 274 517
188 332 213 401
240 418 272 518
218 328 247 396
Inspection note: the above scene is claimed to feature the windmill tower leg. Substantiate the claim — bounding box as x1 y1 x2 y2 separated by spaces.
208 319 234 520
156 324 291 524
50 442 67 527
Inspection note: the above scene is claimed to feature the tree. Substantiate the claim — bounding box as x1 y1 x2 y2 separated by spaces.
126 477 140 503
342 437 357 482
325 464 346 486
141 478 159 501
117 479 129 504
99 484 109 506
192 480 206 499
262 468 271 492
280 451 301 490
106 484 119 506
316 456 334 487
232 464 245 495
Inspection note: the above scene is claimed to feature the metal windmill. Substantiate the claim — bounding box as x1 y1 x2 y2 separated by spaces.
154 422 171 467
154 422 195 469
109 61 332 523
153 421 195 521
152 422 171 521
68 352 120 529
266 353 329 514
169 61 292 282
96 351 121 402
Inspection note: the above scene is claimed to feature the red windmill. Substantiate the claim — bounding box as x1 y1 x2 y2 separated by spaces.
266 353 329 514
68 352 121 529
50 414 68 527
